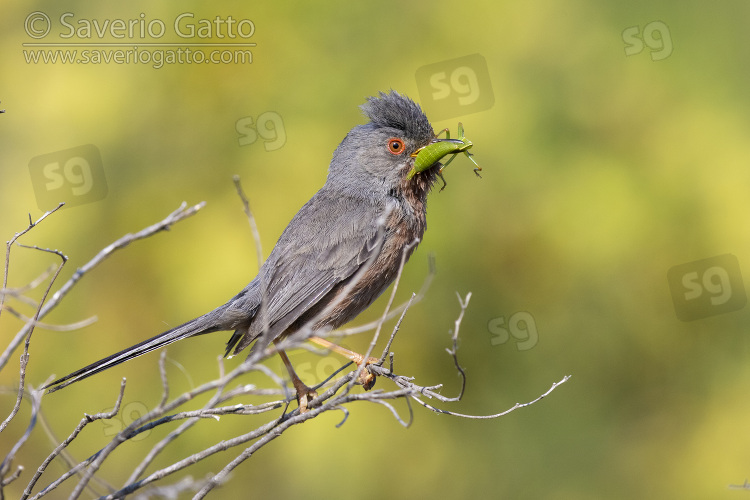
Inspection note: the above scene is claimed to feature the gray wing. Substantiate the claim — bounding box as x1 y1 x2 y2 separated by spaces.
229 189 386 353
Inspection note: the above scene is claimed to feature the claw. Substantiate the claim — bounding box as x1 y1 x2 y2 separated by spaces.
296 385 318 413
352 356 379 390
358 365 376 390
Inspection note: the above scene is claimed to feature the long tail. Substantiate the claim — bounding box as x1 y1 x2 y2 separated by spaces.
43 313 224 393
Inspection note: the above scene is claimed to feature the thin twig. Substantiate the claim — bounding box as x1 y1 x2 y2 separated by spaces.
23 380 126 500
445 291 471 401
231 175 269 344
0 306 96 331
0 263 58 309
347 238 420 393
1 204 65 325
1 246 66 437
408 375 571 419
334 253 435 338
158 351 169 409
378 292 416 364
232 175 263 269
0 385 43 488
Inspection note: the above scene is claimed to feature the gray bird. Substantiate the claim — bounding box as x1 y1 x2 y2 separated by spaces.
44 91 474 411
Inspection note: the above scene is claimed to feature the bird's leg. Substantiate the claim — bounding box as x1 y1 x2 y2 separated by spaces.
277 347 318 413
309 336 378 390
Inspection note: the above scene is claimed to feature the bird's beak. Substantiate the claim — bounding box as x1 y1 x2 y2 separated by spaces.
406 138 465 180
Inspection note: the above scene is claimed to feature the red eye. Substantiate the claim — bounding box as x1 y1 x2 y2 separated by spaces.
387 138 406 155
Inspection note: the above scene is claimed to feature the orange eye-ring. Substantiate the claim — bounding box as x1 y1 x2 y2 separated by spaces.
387 138 406 155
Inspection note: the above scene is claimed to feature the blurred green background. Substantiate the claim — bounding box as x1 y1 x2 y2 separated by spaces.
3 1 750 498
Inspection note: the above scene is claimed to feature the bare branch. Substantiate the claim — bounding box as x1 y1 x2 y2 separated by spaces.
1 202 205 499
347 238 420 393
445 291 471 401
0 187 570 500
0 264 58 309
378 292 416 364
1 204 65 325
1 245 66 437
22 380 126 500
158 351 169 409
376 368 571 419
0 385 43 488
232 175 263 269
231 175 269 342
0 201 205 372
0 306 97 332
1 465 23 488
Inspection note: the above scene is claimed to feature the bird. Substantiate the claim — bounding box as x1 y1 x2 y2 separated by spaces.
43 91 473 411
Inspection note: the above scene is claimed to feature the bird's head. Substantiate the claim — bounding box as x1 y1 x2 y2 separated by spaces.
327 91 459 199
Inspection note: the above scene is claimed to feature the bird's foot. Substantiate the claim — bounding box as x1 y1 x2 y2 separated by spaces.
307 336 379 390
352 355 379 390
277 347 318 413
292 377 318 414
